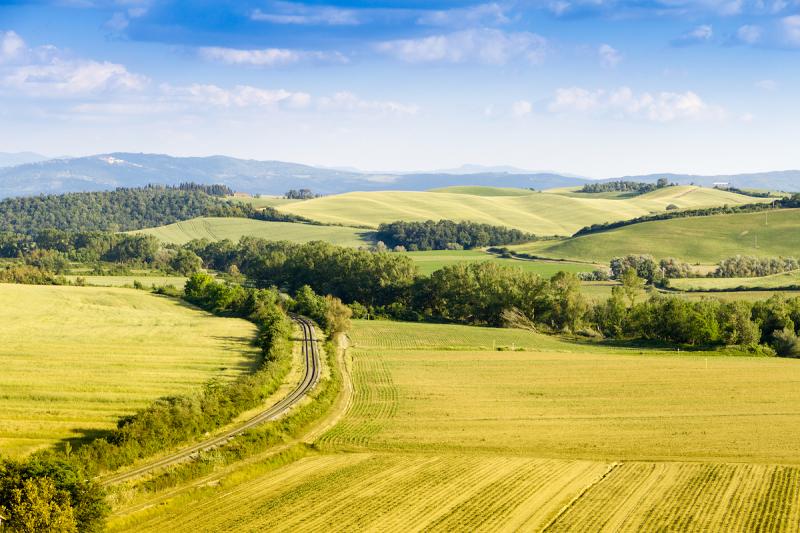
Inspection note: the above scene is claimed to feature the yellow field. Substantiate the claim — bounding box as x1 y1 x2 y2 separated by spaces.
134 217 373 246
116 319 800 531
276 186 766 235
64 275 189 288
0 284 259 457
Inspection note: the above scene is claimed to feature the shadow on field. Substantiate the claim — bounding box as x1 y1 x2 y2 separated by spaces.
57 427 114 455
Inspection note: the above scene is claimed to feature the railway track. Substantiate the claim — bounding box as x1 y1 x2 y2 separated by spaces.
100 314 321 486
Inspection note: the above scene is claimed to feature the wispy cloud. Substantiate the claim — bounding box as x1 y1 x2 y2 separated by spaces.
598 44 622 67
251 2 360 26
548 86 724 122
735 24 762 44
672 25 713 46
377 28 548 65
198 46 348 67
417 3 512 27
511 99 532 117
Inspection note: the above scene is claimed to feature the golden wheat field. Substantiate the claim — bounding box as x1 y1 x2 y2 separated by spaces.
114 319 800 532
0 284 259 457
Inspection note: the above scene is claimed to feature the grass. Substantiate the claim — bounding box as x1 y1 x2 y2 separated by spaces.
230 195 300 209
63 275 189 288
404 250 596 276
0 284 259 457
134 217 374 246
669 270 800 291
276 186 768 236
579 282 800 303
514 208 800 263
117 318 800 531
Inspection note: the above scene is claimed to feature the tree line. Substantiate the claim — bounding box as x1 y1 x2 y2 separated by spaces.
375 220 536 251
580 178 671 194
573 194 798 237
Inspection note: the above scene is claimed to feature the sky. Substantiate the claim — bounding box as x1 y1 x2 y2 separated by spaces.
0 1 798 177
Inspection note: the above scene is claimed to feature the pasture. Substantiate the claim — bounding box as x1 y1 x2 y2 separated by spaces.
515 208 800 263
670 270 800 291
276 186 767 236
115 319 800 531
0 284 259 457
134 217 374 246
64 275 189 288
404 250 596 276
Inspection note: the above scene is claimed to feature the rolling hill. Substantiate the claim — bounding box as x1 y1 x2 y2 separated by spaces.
276 186 771 236
513 207 800 263
135 217 375 247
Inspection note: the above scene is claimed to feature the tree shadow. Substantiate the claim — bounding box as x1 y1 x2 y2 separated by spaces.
56 427 114 455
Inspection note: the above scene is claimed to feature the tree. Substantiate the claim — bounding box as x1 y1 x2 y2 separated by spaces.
772 327 800 357
324 295 352 336
1 477 78 533
547 271 587 332
168 248 203 275
620 268 645 307
657 177 669 188
721 302 760 346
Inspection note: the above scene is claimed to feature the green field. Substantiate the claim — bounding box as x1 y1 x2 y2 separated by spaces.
135 217 374 246
580 281 800 303
117 319 800 531
514 208 800 263
0 284 259 457
670 270 800 291
405 250 596 276
64 275 189 288
231 195 299 208
276 186 767 236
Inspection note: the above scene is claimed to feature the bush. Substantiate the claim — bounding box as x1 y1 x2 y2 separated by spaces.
772 327 800 357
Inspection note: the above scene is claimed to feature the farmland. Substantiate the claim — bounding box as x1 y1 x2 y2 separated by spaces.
134 217 374 246
405 250 596 276
0 284 259 457
670 270 800 291
63 275 189 288
515 208 800 263
114 319 800 531
275 186 765 236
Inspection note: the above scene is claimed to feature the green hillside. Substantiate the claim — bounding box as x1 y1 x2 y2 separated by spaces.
669 270 800 291
513 208 800 263
135 217 375 246
406 250 596 276
277 186 768 236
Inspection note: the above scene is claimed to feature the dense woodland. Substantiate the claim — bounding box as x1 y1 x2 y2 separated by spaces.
580 178 670 194
0 184 308 234
375 220 536 250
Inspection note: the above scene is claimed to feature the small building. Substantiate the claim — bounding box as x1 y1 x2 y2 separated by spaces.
713 181 730 188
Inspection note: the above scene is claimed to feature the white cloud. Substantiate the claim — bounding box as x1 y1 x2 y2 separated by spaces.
377 28 548 65
548 86 724 122
736 24 762 44
161 84 311 110
598 44 622 67
160 85 417 116
317 92 419 115
198 46 348 67
672 25 713 46
781 15 800 46
251 4 359 25
0 31 25 63
756 79 777 90
0 30 147 96
512 99 532 117
417 3 511 26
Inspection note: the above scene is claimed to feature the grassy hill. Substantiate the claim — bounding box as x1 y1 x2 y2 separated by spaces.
669 270 800 291
135 217 375 246
406 250 596 276
514 208 800 263
276 186 768 236
116 319 800 531
0 284 259 457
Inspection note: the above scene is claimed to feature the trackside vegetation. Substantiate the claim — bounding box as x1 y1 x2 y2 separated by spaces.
0 276 298 531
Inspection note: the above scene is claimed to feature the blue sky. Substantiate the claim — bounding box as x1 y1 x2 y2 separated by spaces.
0 0 798 177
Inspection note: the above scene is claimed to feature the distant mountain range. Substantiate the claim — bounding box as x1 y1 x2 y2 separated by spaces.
0 152 797 198
0 152 49 168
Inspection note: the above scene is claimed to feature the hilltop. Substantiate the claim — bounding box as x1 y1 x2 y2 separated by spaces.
275 185 770 236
